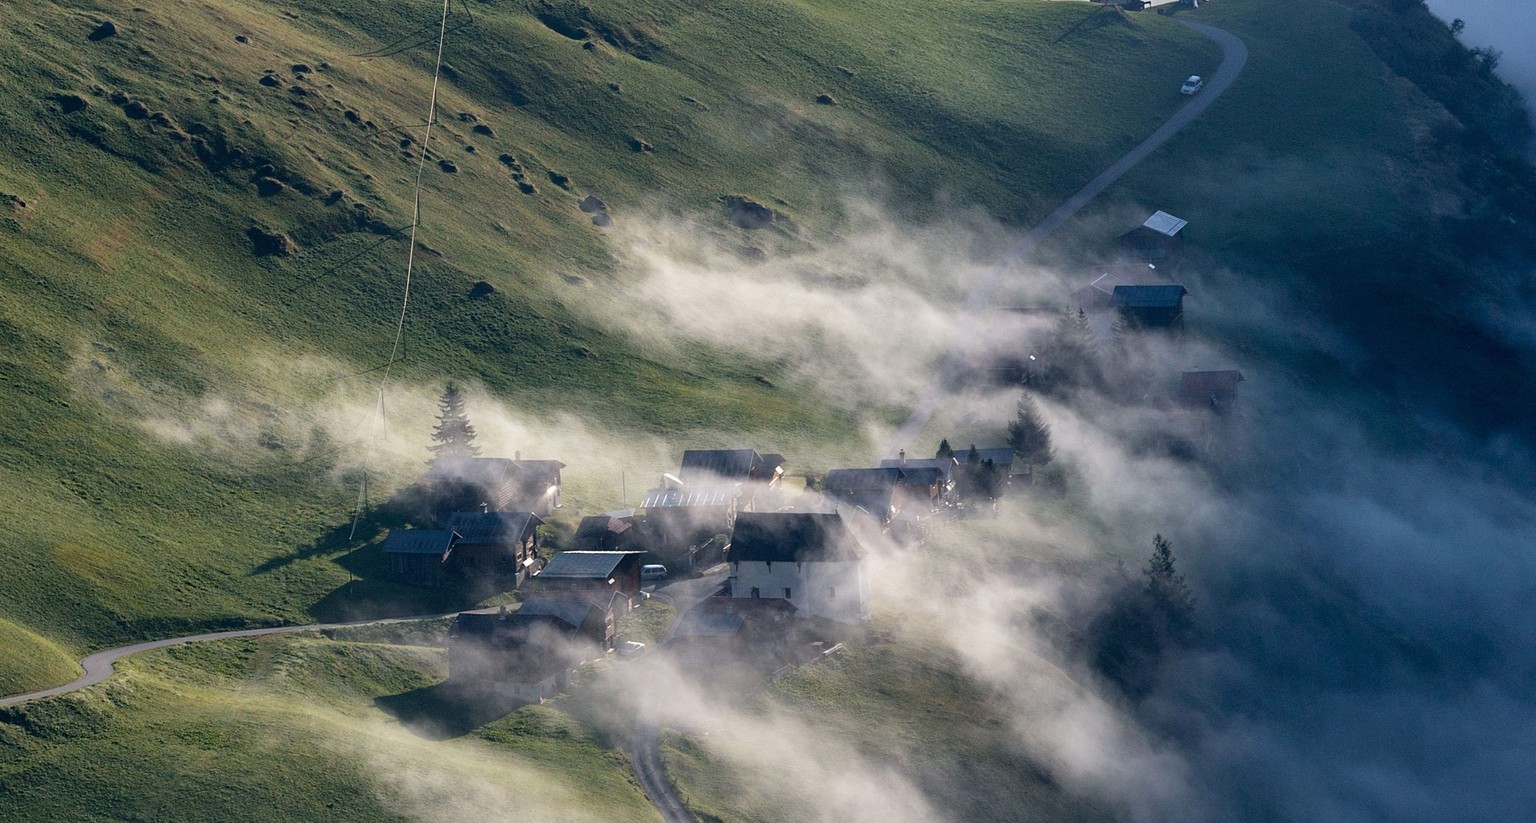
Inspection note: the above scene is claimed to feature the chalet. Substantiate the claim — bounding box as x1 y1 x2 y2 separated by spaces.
381 529 458 587
641 484 741 549
570 511 639 552
1178 370 1245 413
1116 210 1187 266
448 601 608 701
1072 262 1167 311
444 510 543 584
728 512 869 624
1112 284 1188 330
821 467 901 520
679 449 786 485
531 550 645 607
422 455 565 517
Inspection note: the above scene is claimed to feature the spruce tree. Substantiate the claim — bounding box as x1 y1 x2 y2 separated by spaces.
936 439 953 460
1006 393 1053 479
1144 534 1195 630
428 382 480 460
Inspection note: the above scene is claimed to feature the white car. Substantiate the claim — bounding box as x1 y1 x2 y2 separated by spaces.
1180 75 1204 95
641 564 668 580
617 641 647 658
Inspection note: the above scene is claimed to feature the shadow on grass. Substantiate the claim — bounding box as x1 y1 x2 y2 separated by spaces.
375 681 528 740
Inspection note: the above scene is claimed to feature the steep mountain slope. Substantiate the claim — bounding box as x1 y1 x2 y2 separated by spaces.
0 0 1214 674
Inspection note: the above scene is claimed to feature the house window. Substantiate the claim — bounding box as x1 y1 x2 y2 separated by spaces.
783 588 792 599
750 587 760 599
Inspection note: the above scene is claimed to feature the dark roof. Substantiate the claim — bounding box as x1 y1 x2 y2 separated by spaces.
1111 284 1188 308
538 551 641 579
425 457 513 485
729 512 863 563
381 529 457 555
509 459 565 481
572 514 634 545
895 466 942 488
454 611 501 636
516 597 600 629
679 449 760 482
1178 370 1245 403
445 511 542 544
641 486 739 509
878 457 958 480
822 467 902 495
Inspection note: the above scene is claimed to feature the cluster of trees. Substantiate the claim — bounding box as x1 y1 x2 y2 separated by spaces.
935 440 1006 501
1090 534 1198 700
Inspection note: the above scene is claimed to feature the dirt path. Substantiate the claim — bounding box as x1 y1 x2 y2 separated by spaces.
884 18 1248 455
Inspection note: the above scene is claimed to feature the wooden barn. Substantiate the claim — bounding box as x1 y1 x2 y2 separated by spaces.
448 600 610 701
641 484 741 551
1116 210 1187 266
530 550 645 608
1112 284 1189 330
420 456 566 518
570 511 640 552
444 510 543 585
381 528 457 587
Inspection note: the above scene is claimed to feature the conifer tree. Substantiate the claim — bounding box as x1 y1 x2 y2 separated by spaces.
936 439 953 460
1144 534 1195 629
1006 392 1053 478
428 382 480 460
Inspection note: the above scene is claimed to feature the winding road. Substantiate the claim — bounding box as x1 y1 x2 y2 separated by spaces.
0 613 456 709
884 18 1247 456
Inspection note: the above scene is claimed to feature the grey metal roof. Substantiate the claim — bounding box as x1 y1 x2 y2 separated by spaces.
445 511 541 544
895 466 942 488
679 449 760 482
381 529 457 555
954 447 1015 467
1142 210 1188 237
538 551 641 579
641 485 739 509
1111 284 1188 308
729 512 863 563
509 459 565 481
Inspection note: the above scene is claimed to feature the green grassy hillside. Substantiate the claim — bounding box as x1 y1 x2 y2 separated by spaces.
0 0 1213 686
0 633 660 822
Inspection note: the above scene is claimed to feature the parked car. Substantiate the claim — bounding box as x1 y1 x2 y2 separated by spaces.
617 640 647 658
641 564 668 580
1180 75 1204 95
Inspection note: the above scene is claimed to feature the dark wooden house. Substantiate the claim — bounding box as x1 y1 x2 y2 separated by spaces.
641 484 741 551
1112 284 1189 330
1178 370 1245 413
448 600 609 701
445 510 543 584
679 449 785 487
571 512 639 552
530 550 645 607
381 528 457 587
421 456 566 518
821 467 916 521
1116 210 1187 267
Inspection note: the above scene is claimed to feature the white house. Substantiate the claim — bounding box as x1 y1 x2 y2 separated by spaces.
727 511 870 624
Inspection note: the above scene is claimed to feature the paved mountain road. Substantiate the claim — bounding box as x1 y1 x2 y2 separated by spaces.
0 613 457 708
884 19 1248 455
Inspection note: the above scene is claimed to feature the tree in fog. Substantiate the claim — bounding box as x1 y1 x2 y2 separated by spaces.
428 382 480 460
1006 393 1053 481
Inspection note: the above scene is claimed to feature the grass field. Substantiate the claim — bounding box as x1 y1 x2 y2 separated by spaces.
0 632 660 822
